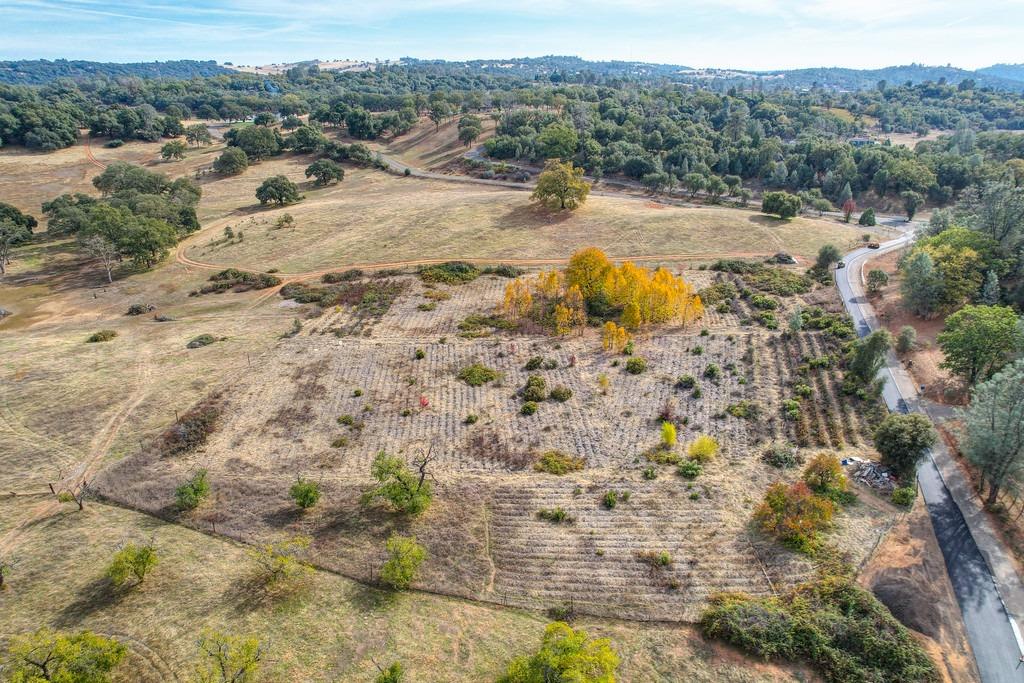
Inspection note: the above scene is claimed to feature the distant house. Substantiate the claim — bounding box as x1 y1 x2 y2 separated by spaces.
849 137 875 147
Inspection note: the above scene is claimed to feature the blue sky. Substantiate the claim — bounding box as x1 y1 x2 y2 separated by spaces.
6 0 1024 70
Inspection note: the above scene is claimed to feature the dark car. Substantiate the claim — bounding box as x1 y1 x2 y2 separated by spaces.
867 242 880 249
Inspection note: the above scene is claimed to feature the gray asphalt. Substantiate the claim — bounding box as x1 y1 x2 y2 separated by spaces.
837 222 1024 682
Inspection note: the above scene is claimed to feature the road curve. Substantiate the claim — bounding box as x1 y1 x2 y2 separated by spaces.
837 220 1024 683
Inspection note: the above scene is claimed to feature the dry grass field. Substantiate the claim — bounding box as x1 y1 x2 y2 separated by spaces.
0 499 806 682
184 160 876 274
0 133 926 680
372 115 497 171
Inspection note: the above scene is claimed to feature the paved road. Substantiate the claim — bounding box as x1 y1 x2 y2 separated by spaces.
837 221 1024 682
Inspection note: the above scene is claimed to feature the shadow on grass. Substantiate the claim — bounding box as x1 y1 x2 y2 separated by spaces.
500 202 576 229
55 575 131 628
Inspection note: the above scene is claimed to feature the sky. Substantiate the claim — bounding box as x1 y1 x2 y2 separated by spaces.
5 0 1024 70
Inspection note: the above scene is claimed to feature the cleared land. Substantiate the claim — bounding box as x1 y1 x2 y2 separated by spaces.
95 268 898 622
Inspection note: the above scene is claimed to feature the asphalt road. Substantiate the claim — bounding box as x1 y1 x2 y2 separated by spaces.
836 221 1024 682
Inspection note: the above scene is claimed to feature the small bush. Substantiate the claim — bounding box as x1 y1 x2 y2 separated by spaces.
320 269 363 283
175 469 210 511
781 399 801 420
802 453 848 500
891 486 916 507
126 303 149 316
524 356 545 371
537 507 574 524
793 383 813 398
703 363 721 381
419 261 480 285
692 345 704 356
380 534 426 590
534 450 584 475
625 357 647 374
896 326 917 354
161 399 221 456
458 363 501 386
187 334 217 348
642 466 658 480
414 348 425 360
482 264 526 278
550 386 573 402
676 374 696 389
763 443 799 469
750 294 779 310
678 460 703 479
107 543 158 586
289 478 321 509
754 481 833 553
661 421 677 448
688 435 719 462
602 490 619 509
646 448 681 465
726 400 761 419
523 374 548 402
521 401 538 415
86 330 117 343
464 414 478 425
638 550 673 568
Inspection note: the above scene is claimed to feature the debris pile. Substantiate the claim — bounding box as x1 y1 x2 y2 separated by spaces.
843 457 898 493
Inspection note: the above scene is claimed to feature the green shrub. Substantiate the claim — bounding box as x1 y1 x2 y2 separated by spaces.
362 452 433 515
175 469 210 511
107 543 158 586
698 281 738 305
602 490 619 509
726 400 761 419
746 268 813 296
533 450 584 474
464 414 478 425
699 577 938 683
750 294 778 310
782 399 801 420
320 269 363 283
762 443 799 469
458 363 501 386
703 363 721 381
638 550 673 568
482 264 526 278
289 478 321 509
642 466 658 480
692 345 704 355
793 383 813 398
86 330 117 343
524 356 544 371
549 386 573 402
625 357 647 374
537 507 574 524
523 374 547 402
678 460 703 479
414 348 425 360
187 334 217 348
675 374 696 389
380 534 426 590
419 261 480 284
521 401 538 415
892 486 916 507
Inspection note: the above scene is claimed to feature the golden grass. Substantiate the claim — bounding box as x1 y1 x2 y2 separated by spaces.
372 115 497 170
0 500 801 682
184 163 874 274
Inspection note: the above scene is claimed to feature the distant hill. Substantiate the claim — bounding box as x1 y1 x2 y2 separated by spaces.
976 64 1024 83
4 56 1024 93
0 59 230 84
403 55 693 80
760 64 1024 92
